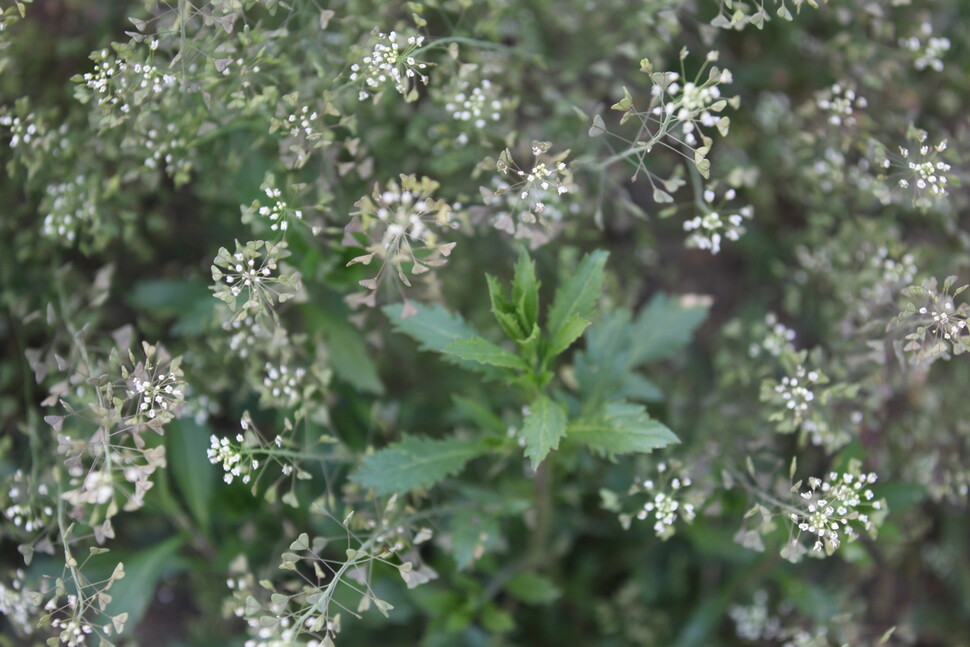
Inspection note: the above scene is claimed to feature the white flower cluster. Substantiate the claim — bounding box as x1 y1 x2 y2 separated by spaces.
285 104 319 139
2 470 53 533
208 432 251 485
374 188 453 257
50 614 94 647
222 313 273 358
773 365 821 423
683 185 752 254
345 175 457 304
257 187 302 232
263 361 305 406
815 83 867 126
139 122 187 174
219 248 278 299
729 591 782 642
41 176 95 244
0 112 39 148
350 31 429 101
900 22 950 72
0 571 41 637
790 470 881 554
81 50 177 114
492 143 573 232
445 79 502 140
918 300 967 341
633 463 697 540
748 313 797 358
651 54 733 148
129 370 185 420
897 139 950 203
212 240 301 322
861 246 918 305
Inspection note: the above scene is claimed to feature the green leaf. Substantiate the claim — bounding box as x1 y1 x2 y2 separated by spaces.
384 302 492 374
521 395 568 468
351 435 488 495
102 537 184 631
506 571 561 604
481 604 515 633
512 248 540 333
568 402 678 457
545 314 590 360
546 250 608 348
126 278 215 336
487 274 524 340
384 302 479 352
628 293 709 365
450 510 501 570
574 294 708 411
618 373 664 402
442 337 529 371
311 296 383 394
166 418 214 534
452 395 507 434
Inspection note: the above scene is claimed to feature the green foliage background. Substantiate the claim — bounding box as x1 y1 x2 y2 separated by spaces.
1 0 969 646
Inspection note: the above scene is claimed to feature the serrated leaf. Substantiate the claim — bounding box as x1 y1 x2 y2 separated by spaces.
568 402 678 456
628 293 709 365
385 302 492 374
351 436 487 495
522 395 568 468
545 314 590 360
384 302 479 352
546 251 608 349
573 293 708 412
442 337 529 371
512 248 540 333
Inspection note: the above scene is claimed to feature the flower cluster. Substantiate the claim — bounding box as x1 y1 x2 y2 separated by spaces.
207 413 306 488
900 22 950 72
262 361 305 407
344 175 457 308
283 104 318 139
350 31 429 102
895 275 969 364
41 176 96 244
445 78 502 143
643 51 735 153
2 470 53 534
208 433 255 485
729 591 781 642
896 137 951 208
815 83 867 127
211 240 303 323
789 468 884 555
628 462 700 540
246 186 303 233
757 349 861 452
128 363 185 423
486 142 574 237
748 313 797 359
0 111 39 148
606 51 737 184
134 121 189 177
77 49 177 116
0 571 42 637
682 183 753 254
222 313 276 359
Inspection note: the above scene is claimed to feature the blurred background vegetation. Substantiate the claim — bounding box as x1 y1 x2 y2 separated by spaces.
2 0 970 646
